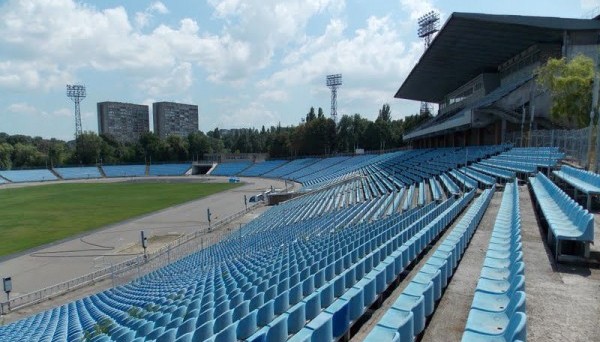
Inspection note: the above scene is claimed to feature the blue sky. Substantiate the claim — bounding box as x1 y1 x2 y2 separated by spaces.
0 0 598 140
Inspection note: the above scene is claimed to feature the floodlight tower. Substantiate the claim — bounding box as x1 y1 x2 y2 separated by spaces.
66 84 86 137
417 11 440 115
326 74 342 123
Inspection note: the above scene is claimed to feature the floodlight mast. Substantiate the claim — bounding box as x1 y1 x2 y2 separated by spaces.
326 74 342 123
417 11 439 115
66 84 87 137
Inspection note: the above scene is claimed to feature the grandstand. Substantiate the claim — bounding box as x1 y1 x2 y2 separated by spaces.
0 169 58 183
148 164 191 177
397 13 600 147
102 165 147 178
54 166 102 180
210 161 252 176
0 144 598 342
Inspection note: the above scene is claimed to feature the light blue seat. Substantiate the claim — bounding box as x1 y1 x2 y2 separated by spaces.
306 312 333 342
325 298 349 339
236 310 258 340
193 321 214 341
286 303 306 334
392 294 425 335
156 327 177 342
464 291 526 337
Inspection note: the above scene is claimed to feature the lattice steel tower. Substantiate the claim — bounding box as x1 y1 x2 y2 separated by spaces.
66 84 86 137
417 11 439 115
326 74 342 123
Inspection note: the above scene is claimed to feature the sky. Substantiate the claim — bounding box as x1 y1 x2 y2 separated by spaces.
0 0 598 141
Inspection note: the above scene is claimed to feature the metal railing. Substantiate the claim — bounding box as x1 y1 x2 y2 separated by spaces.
504 128 590 166
0 202 263 315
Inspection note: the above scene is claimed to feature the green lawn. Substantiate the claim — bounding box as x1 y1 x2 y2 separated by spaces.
0 182 240 257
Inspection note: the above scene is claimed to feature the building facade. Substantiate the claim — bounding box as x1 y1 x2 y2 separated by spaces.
97 102 149 143
153 102 198 139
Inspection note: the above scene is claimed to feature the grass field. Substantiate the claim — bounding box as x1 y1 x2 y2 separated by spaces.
0 182 241 257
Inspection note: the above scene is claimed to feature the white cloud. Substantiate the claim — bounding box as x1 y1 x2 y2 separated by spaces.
149 1 168 14
263 16 422 91
135 1 169 29
0 0 262 92
141 62 193 96
581 0 599 11
7 103 73 119
206 0 347 79
0 0 349 95
8 102 38 114
399 0 436 21
217 102 279 128
258 90 289 102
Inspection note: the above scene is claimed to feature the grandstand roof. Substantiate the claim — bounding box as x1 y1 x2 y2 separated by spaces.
396 12 600 103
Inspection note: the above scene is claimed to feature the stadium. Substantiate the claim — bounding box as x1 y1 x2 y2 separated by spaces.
1 10 600 342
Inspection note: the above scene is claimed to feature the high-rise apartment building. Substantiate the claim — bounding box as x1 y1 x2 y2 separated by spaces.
153 102 198 139
97 102 149 143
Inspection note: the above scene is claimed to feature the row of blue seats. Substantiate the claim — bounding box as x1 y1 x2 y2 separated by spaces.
529 172 594 260
0 197 396 341
301 154 382 187
480 159 536 174
282 192 475 341
470 163 516 182
462 181 526 341
428 177 443 202
552 165 600 210
239 160 288 177
553 165 600 193
54 166 103 179
366 186 494 341
148 164 191 176
262 158 319 178
103 165 147 177
210 162 252 176
287 157 350 182
0 169 58 182
449 170 478 190
0 164 193 182
439 173 460 196
460 167 495 188
0 166 451 342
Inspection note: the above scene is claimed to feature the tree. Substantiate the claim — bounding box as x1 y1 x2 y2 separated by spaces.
166 135 189 161
268 132 291 157
74 132 103 165
48 139 68 166
317 107 325 119
306 107 316 122
138 132 165 161
536 54 595 127
376 103 393 150
188 131 210 161
0 143 14 169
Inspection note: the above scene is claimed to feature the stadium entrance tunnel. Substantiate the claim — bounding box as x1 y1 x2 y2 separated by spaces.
192 164 213 175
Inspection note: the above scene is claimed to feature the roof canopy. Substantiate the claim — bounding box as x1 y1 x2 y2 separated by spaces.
395 12 600 103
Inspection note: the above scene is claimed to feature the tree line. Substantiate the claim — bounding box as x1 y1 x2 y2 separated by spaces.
0 104 431 169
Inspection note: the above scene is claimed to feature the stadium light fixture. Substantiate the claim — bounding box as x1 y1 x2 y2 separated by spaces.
417 11 439 115
66 84 87 137
326 74 343 123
